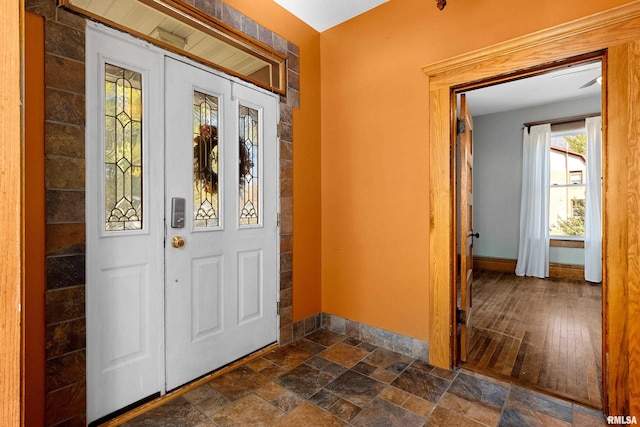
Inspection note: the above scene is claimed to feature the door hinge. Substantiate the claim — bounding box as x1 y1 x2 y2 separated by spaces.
457 118 465 135
277 301 280 315
277 213 281 227
456 308 466 325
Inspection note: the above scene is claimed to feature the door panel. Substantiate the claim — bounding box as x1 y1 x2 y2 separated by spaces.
164 58 278 390
459 94 474 362
238 249 263 323
99 265 148 368
192 256 223 340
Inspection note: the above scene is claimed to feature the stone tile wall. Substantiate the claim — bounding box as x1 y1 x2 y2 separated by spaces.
25 1 88 425
25 0 299 424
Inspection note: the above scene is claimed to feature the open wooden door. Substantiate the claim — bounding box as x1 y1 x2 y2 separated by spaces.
458 94 476 362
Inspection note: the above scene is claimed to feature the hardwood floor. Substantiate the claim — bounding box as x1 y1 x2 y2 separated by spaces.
462 269 602 408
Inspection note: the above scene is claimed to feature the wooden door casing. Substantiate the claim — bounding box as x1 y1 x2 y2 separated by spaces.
425 2 640 415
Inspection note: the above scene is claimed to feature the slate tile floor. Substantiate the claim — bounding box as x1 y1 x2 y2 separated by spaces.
121 330 606 426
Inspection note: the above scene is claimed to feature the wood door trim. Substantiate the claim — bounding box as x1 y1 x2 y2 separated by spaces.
422 1 640 87
425 1 640 416
1 0 23 424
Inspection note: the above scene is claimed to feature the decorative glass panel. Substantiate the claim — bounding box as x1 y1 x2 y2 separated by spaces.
104 64 143 231
238 105 259 226
193 91 220 228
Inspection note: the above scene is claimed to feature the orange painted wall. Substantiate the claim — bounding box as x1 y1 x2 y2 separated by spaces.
220 0 633 337
320 0 632 341
223 0 322 321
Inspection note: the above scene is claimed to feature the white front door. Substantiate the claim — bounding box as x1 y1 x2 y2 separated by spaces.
86 26 165 423
164 57 278 390
86 25 279 422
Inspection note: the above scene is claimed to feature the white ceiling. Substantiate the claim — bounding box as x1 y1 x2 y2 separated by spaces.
273 0 389 32
464 62 602 117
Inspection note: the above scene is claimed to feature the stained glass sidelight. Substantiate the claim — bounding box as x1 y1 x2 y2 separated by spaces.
238 105 260 226
193 91 220 228
104 64 143 231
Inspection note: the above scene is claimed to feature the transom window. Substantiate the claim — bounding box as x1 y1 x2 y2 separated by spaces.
62 0 287 94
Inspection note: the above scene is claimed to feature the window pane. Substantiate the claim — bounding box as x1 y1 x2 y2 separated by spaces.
549 186 586 237
193 91 220 228
105 63 143 231
239 105 259 226
550 133 586 185
549 130 587 237
569 170 583 184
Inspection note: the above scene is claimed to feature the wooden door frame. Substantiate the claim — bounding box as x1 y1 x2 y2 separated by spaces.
1 0 23 424
451 50 607 400
424 1 640 416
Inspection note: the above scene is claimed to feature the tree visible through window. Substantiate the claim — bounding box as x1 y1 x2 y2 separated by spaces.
549 130 586 238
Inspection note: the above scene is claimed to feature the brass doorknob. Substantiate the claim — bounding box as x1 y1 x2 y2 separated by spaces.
171 236 185 248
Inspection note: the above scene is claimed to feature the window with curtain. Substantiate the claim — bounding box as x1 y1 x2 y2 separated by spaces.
549 126 587 239
516 117 602 281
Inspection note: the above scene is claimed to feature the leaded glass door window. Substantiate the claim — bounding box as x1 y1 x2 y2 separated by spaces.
104 63 143 231
239 104 261 226
193 91 221 228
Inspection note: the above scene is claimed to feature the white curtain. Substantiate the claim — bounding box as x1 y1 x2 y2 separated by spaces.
585 116 602 283
516 124 551 278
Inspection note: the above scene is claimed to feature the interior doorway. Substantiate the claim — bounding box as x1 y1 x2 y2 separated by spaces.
452 56 604 408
